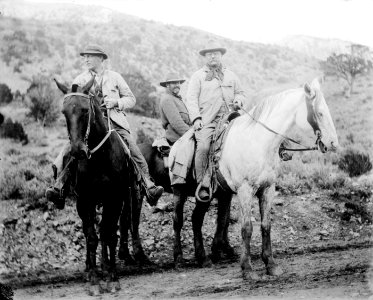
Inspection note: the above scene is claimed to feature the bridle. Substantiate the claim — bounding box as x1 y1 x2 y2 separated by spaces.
240 91 323 153
63 92 115 159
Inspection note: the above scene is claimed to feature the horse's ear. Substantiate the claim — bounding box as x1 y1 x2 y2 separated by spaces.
82 75 95 95
71 84 79 93
54 78 68 94
310 77 321 90
304 83 316 100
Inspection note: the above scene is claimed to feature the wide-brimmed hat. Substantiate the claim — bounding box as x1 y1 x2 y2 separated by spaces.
80 44 108 60
199 40 226 56
160 73 186 87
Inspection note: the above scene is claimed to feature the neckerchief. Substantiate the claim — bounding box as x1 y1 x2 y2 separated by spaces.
205 63 224 81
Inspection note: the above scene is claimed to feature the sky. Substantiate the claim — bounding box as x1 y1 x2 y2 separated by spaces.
24 0 373 48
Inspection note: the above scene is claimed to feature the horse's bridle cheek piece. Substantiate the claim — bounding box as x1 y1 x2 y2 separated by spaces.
305 93 324 150
63 93 112 159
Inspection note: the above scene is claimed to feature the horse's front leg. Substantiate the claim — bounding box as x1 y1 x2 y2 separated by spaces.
77 200 100 295
172 187 187 267
236 183 259 280
211 192 236 262
257 184 283 276
100 198 122 292
192 198 211 267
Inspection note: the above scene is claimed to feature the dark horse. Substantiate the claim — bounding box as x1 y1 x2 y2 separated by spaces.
132 140 235 268
55 78 148 294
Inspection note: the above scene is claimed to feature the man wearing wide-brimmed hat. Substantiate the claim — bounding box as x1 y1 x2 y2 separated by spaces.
159 73 191 145
46 44 164 207
186 40 246 201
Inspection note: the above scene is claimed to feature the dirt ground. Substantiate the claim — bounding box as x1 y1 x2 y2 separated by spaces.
12 241 373 299
1 191 372 300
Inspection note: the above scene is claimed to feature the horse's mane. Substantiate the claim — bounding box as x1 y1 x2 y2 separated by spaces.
250 88 300 121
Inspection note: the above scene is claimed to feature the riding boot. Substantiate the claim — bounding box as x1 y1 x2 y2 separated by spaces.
45 158 75 209
144 177 164 207
198 170 212 201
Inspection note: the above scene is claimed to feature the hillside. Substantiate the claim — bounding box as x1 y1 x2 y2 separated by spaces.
0 0 320 97
278 35 355 60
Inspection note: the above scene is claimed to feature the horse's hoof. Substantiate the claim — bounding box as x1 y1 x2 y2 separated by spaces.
209 252 222 263
267 264 283 276
198 257 212 268
242 271 260 281
99 280 108 293
135 253 153 266
87 283 101 296
174 256 185 269
119 253 136 265
107 280 121 293
222 245 237 258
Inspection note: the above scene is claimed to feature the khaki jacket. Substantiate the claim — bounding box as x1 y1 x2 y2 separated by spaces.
186 65 246 124
73 70 135 131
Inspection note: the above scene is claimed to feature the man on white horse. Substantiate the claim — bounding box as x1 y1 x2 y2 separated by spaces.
186 40 246 201
46 44 164 207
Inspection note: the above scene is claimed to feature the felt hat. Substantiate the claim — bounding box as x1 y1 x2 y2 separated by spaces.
80 44 108 60
199 40 226 56
160 73 186 87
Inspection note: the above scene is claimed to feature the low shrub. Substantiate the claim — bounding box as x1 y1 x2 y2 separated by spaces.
0 117 28 144
0 152 52 201
338 149 372 177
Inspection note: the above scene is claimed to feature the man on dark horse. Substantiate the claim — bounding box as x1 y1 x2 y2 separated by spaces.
46 44 164 207
186 40 246 201
159 73 192 146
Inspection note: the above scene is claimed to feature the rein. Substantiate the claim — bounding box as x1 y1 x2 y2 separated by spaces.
63 93 115 159
240 94 321 152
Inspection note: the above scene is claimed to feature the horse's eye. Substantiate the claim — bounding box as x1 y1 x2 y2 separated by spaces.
318 112 323 118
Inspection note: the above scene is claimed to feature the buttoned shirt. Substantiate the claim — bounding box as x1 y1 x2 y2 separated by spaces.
186 65 246 124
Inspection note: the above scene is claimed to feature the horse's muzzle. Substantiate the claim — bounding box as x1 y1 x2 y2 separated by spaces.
71 143 90 159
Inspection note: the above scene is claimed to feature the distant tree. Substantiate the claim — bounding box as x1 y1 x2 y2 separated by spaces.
0 83 13 105
322 44 372 97
122 72 159 118
25 75 60 126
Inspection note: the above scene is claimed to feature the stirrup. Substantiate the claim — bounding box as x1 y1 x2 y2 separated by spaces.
195 182 212 203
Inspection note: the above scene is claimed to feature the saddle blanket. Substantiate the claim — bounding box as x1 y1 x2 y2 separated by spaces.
168 128 195 185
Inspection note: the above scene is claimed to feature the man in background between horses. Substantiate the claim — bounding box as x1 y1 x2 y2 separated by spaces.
159 73 191 145
46 44 164 206
186 40 246 201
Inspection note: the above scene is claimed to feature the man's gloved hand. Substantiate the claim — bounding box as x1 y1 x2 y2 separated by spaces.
233 99 243 111
193 119 204 131
104 98 118 109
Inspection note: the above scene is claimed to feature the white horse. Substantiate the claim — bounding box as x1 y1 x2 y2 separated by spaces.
220 77 338 278
170 77 339 277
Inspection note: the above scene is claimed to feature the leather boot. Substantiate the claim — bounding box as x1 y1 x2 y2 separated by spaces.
145 178 164 206
45 186 66 210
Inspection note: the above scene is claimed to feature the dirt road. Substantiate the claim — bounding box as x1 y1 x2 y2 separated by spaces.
13 240 373 299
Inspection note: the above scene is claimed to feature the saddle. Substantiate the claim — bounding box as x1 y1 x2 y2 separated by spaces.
168 112 240 194
209 111 241 194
